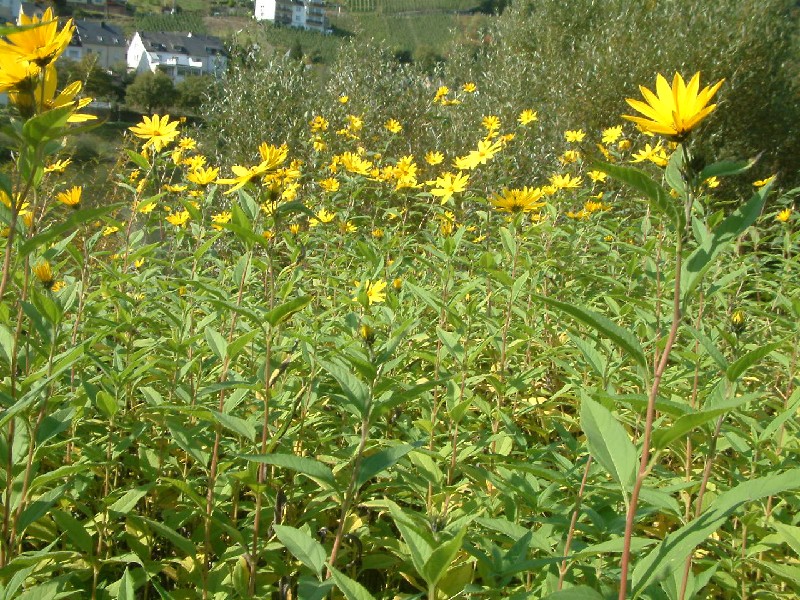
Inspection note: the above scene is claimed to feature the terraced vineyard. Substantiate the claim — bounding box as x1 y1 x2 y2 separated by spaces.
342 0 480 13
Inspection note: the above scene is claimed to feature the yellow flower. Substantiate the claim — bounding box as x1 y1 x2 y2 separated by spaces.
731 309 746 330
425 151 444 166
454 139 502 170
289 223 301 235
617 139 632 151
491 187 545 214
133 258 145 269
518 109 538 126
45 159 72 173
166 210 190 227
138 200 156 214
601 125 623 144
549 173 583 190
56 186 81 208
371 228 384 239
313 137 326 152
183 155 207 170
129 114 180 152
178 137 197 150
433 86 449 103
187 166 219 186
103 225 119 236
51 280 65 292
631 142 669 167
565 129 586 143
316 208 336 223
623 72 724 139
427 171 470 204
392 277 403 290
588 170 607 183
462 82 476 93
339 95 349 104
164 183 187 193
32 259 54 288
211 211 232 230
776 208 792 223
339 152 373 176
703 176 720 189
384 118 402 134
309 115 329 131
753 175 776 188
482 115 501 134
0 8 74 67
353 280 387 305
319 177 340 192
339 220 357 234
559 150 581 165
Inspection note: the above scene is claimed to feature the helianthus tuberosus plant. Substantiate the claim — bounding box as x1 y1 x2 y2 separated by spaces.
2 17 800 600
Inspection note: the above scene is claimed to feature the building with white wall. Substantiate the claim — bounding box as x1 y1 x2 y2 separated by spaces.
254 0 328 33
127 31 227 83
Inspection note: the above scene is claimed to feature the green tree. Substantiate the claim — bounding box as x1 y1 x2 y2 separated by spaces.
175 75 217 113
57 56 115 99
125 70 177 113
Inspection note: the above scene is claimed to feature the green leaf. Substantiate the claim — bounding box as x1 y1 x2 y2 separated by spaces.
116 568 135 600
580 396 636 492
125 149 150 170
422 526 466 588
22 105 73 145
699 156 757 181
240 453 335 488
388 502 433 578
204 327 228 361
682 185 769 301
632 468 800 594
726 342 780 382
265 295 311 327
20 205 119 256
536 294 647 369
651 394 754 450
328 566 377 600
95 390 119 419
356 443 418 488
51 509 94 555
17 484 67 534
320 359 370 416
209 410 255 441
596 162 682 230
273 524 327 578
228 329 259 360
773 523 800 558
107 485 151 515
542 587 605 600
130 515 196 556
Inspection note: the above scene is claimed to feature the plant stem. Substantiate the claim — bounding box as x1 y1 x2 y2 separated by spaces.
558 455 592 590
618 234 683 599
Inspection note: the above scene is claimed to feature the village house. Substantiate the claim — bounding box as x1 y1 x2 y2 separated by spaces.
63 20 127 71
126 31 228 83
254 0 329 33
0 0 46 21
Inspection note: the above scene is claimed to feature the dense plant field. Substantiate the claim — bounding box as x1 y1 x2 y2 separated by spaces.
2 5 800 600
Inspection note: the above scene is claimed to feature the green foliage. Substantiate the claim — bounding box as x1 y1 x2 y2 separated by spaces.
3 8 800 600
134 11 208 33
125 70 177 112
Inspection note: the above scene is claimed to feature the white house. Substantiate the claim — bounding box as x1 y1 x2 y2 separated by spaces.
127 31 227 83
63 20 127 70
254 0 328 33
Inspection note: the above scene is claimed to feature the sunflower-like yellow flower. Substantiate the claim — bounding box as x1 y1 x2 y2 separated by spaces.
166 210 190 227
211 211 232 230
56 186 81 208
32 259 54 288
258 142 289 170
462 82 476 93
425 151 444 166
623 72 724 140
518 109 538 126
776 208 792 223
602 125 623 144
565 129 586 143
491 186 545 214
353 279 387 305
0 8 74 68
427 171 470 204
187 166 219 187
129 114 180 152
384 118 402 134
